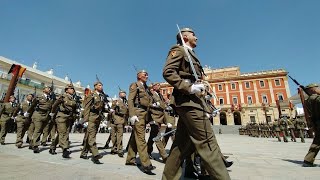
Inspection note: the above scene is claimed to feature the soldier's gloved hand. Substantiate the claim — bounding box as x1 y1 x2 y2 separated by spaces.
149 121 158 125
109 109 115 113
108 127 112 131
24 112 30 117
129 116 139 125
76 108 81 113
49 113 55 117
167 123 173 128
190 83 205 94
152 102 160 107
11 116 16 122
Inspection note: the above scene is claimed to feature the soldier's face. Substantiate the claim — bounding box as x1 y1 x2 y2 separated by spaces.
183 32 197 48
153 84 160 91
119 92 126 98
95 84 103 92
66 88 75 95
138 72 148 83
44 87 51 94
26 95 33 101
9 96 15 102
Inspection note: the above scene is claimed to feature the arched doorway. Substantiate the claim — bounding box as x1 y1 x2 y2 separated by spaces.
220 112 227 125
233 111 242 125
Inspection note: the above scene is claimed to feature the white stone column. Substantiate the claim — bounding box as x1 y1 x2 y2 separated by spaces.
211 83 216 105
253 81 260 104
239 81 244 104
226 83 230 104
283 76 291 97
268 79 275 103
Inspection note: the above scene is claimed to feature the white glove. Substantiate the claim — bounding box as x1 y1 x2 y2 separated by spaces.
149 121 158 125
152 102 160 107
11 116 16 122
108 127 112 131
129 116 139 125
167 123 173 128
206 113 211 118
104 104 110 109
190 83 205 94
109 109 115 113
24 112 30 117
49 113 55 117
76 109 81 113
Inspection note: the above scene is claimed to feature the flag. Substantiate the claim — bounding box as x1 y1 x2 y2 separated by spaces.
18 67 26 77
8 64 21 75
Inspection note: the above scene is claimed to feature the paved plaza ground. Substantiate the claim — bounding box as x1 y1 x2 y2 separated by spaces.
0 132 319 180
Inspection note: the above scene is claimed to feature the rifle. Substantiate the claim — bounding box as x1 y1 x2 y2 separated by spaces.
16 89 20 104
50 80 56 101
288 75 311 96
153 129 176 142
70 78 82 114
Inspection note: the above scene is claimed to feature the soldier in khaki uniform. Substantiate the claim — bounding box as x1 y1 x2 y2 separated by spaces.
279 117 289 142
288 118 296 142
110 90 128 157
162 27 230 180
15 94 34 148
26 85 53 153
125 70 156 174
303 83 320 167
49 84 77 158
295 115 306 143
273 120 282 142
80 81 110 164
40 114 56 146
0 95 18 145
147 82 169 162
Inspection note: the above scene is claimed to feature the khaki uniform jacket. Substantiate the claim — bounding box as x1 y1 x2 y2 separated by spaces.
111 98 128 125
15 101 31 123
52 93 77 122
83 91 107 123
0 102 18 121
295 118 306 129
28 94 53 121
150 91 166 124
128 81 152 117
163 45 210 113
305 94 320 127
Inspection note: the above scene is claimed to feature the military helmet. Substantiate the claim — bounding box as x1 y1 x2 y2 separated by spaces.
94 81 103 87
179 27 194 34
305 83 318 89
65 83 74 91
137 69 148 76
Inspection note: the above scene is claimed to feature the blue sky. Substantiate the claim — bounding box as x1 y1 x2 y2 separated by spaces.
1 0 319 97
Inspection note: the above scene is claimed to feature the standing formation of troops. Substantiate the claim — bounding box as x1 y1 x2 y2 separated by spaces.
1 27 319 179
239 115 307 143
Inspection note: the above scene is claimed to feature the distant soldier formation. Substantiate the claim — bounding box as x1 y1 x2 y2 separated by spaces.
239 115 307 143
1 26 319 179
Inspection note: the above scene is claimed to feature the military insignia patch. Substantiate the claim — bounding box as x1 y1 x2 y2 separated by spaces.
170 50 176 57
130 84 136 90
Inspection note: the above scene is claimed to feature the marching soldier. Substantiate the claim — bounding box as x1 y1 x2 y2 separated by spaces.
302 83 320 167
80 81 110 164
162 27 230 179
125 70 156 174
147 82 169 162
279 116 289 142
110 90 128 157
273 119 282 142
25 85 54 153
15 94 34 148
295 115 306 143
0 95 18 145
288 118 296 142
49 84 77 158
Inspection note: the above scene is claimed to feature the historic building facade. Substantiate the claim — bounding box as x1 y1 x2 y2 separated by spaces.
0 56 85 101
160 66 292 125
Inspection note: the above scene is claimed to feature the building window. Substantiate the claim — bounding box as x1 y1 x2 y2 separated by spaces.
267 116 271 123
277 94 284 101
219 98 224 105
262 95 268 104
231 83 236 90
232 97 238 104
275 79 281 86
259 80 265 88
250 116 256 123
247 96 253 105
218 84 223 91
245 81 250 89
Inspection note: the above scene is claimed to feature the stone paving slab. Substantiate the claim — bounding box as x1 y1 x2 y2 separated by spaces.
0 133 319 180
